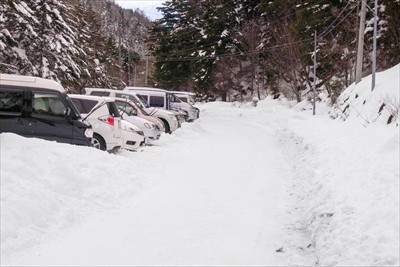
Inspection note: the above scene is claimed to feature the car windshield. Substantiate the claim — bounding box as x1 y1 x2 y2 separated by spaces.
116 100 149 116
135 103 149 116
170 93 182 103
135 94 151 108
116 101 135 115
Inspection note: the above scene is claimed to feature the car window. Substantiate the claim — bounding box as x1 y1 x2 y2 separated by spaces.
0 91 23 114
179 96 188 103
116 93 139 105
149 95 165 107
65 95 81 118
70 99 84 113
134 94 150 108
32 93 67 116
115 101 136 116
71 99 97 113
82 99 97 113
89 91 110 97
170 94 182 103
107 102 121 117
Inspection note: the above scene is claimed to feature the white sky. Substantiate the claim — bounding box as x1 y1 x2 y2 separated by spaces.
115 0 165 20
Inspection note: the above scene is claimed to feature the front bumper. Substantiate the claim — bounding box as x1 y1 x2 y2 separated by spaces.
121 131 146 151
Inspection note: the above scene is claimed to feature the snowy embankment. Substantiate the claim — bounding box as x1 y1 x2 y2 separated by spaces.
1 65 399 266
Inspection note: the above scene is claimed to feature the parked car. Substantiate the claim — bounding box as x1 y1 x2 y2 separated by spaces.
68 94 123 152
114 97 163 141
119 119 146 151
85 88 180 133
134 92 187 126
170 91 196 105
0 74 92 146
124 87 200 122
117 103 161 142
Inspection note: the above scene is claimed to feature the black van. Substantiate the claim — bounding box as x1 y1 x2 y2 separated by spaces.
0 74 92 146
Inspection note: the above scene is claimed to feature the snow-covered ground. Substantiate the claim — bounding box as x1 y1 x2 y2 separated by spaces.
1 65 399 266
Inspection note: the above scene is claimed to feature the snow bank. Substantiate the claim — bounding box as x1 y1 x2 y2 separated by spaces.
329 64 400 126
275 113 399 266
261 65 399 266
0 134 148 256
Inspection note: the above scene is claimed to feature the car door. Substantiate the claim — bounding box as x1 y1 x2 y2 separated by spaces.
0 86 28 135
26 89 74 143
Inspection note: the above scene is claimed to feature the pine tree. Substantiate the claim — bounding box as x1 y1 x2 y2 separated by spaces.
0 0 39 74
148 0 197 90
258 0 359 102
33 0 84 88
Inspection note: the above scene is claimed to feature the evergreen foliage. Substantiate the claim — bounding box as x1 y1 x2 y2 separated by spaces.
0 0 151 92
148 0 400 102
1 0 398 102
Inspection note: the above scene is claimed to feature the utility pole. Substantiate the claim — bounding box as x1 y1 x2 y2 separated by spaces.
355 0 367 84
118 22 122 81
313 30 317 116
145 55 149 86
134 63 137 86
371 0 378 91
128 50 131 86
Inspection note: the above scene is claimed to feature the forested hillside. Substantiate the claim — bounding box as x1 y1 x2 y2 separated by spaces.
0 0 151 92
148 0 400 103
1 0 399 103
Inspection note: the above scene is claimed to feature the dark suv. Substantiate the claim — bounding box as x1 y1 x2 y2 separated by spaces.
0 74 92 146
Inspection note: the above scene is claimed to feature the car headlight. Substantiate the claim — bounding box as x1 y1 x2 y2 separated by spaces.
122 124 137 133
84 128 93 138
144 122 154 129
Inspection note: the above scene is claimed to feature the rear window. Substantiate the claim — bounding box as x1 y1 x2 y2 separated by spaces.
71 99 97 113
150 95 165 107
82 100 97 113
0 91 23 114
107 102 121 117
89 91 110 97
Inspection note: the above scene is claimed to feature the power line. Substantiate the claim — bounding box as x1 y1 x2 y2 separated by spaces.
149 0 330 53
156 4 358 62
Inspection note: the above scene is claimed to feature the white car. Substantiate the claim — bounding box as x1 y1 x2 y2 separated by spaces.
69 95 123 152
121 109 161 142
85 88 180 133
120 119 146 151
114 97 163 141
170 91 196 105
124 87 200 122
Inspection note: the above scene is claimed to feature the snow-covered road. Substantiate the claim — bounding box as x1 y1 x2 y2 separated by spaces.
3 102 314 266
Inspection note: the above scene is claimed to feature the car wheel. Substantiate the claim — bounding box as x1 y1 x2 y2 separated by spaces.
160 118 171 134
92 134 106 151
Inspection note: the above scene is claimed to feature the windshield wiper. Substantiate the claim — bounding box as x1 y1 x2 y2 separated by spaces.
83 101 107 121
